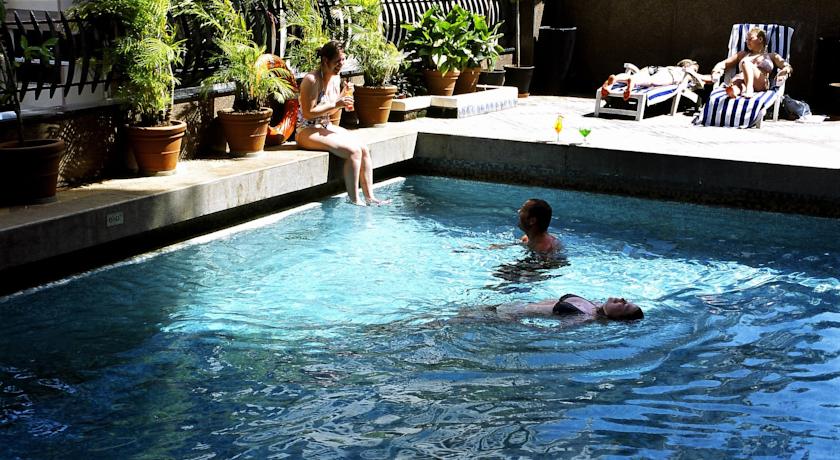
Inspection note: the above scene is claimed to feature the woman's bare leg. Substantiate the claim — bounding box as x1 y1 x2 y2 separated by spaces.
297 127 364 204
740 59 757 98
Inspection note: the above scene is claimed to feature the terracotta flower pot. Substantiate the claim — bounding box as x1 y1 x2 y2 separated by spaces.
454 67 482 94
217 108 273 156
423 69 461 96
354 85 397 127
126 120 187 176
0 138 64 205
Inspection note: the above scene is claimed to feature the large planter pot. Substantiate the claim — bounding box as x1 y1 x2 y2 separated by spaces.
454 67 482 94
0 138 64 205
423 69 461 96
217 107 273 156
354 85 398 127
126 120 187 176
504 65 535 98
478 69 505 86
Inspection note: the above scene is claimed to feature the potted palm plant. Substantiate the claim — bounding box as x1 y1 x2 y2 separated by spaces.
76 0 187 175
185 0 295 156
504 0 534 97
455 8 504 94
345 0 403 126
401 4 470 96
0 2 64 205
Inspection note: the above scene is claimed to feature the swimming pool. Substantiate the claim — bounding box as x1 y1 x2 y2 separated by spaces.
2 175 839 458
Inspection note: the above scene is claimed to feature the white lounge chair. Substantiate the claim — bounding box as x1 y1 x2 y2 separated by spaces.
594 62 701 121
695 23 794 128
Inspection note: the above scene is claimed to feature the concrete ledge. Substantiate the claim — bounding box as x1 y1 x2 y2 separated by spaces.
391 96 432 112
0 132 418 274
429 86 518 118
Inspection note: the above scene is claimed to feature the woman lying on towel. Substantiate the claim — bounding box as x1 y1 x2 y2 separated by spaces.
600 59 714 101
712 27 792 99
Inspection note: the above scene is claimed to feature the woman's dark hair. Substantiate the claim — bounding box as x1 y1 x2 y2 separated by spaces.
316 40 344 61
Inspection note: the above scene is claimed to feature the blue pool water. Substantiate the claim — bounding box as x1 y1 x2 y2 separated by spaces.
2 175 840 458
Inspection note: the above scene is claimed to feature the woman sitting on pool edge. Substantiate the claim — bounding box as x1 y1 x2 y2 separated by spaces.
494 294 644 321
295 40 388 206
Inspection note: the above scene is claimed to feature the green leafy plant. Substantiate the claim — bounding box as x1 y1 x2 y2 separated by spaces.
343 0 402 86
78 0 184 127
400 4 471 74
285 0 331 75
463 10 504 69
0 2 58 143
181 0 294 111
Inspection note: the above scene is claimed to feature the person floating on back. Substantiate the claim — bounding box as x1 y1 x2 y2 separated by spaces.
494 294 644 321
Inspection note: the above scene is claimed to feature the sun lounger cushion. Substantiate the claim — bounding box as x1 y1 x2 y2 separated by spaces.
694 87 779 128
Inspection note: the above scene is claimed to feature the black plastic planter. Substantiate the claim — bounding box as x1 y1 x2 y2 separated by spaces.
478 69 505 86
503 65 535 97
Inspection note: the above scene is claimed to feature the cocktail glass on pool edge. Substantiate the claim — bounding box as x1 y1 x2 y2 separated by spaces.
578 127 592 145
553 114 564 143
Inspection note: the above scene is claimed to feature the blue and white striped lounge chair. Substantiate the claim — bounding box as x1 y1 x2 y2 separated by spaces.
594 63 701 121
695 23 794 128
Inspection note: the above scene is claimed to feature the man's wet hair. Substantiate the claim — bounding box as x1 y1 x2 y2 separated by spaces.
524 199 552 232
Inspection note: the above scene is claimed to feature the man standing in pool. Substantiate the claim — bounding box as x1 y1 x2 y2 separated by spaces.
518 199 561 253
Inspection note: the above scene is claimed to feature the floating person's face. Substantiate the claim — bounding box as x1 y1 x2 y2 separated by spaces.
597 297 644 320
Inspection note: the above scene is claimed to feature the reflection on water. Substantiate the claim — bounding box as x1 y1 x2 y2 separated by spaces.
2 176 840 459
489 251 570 293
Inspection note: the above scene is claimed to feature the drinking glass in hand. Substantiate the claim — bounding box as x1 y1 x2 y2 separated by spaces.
343 82 355 112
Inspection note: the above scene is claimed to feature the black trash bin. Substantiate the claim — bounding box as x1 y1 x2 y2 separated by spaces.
813 36 840 116
533 26 576 95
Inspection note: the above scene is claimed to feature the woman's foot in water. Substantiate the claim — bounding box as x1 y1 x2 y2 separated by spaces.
365 197 392 206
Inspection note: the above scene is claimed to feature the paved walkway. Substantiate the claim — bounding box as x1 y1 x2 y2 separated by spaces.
1 95 838 286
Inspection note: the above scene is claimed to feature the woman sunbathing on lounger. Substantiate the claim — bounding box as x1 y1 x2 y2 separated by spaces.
600 59 714 101
711 27 792 99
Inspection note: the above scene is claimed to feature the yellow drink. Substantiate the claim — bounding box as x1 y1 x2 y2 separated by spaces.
554 114 563 142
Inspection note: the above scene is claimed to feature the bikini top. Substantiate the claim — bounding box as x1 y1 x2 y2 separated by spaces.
552 293 597 316
744 53 775 74
296 71 337 129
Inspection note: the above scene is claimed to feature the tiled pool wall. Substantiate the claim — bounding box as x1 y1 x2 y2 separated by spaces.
411 133 840 217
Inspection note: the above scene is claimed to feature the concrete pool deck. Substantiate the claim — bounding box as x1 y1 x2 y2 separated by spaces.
2 95 839 292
